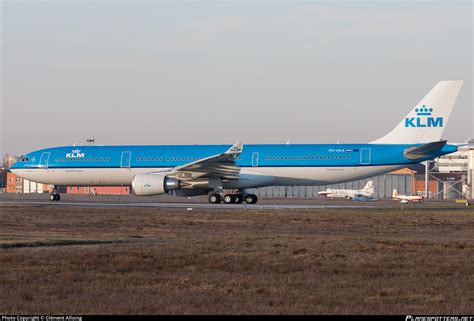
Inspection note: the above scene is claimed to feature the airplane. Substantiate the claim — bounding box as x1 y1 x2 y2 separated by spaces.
392 189 423 204
11 81 462 204
318 180 374 199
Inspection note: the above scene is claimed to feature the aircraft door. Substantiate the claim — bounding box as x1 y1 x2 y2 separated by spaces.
39 152 50 169
360 148 371 165
252 152 259 167
121 151 132 168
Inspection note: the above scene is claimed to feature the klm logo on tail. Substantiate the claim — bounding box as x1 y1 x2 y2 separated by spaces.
405 105 443 128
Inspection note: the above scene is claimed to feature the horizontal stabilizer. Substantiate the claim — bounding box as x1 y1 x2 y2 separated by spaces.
403 140 447 160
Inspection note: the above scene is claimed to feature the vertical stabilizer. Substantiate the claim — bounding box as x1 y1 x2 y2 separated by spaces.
392 189 399 198
371 81 463 144
363 180 374 191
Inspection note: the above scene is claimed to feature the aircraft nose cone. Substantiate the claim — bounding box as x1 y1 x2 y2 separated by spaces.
9 160 22 175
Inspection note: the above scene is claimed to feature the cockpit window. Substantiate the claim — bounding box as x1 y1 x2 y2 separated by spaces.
19 155 29 162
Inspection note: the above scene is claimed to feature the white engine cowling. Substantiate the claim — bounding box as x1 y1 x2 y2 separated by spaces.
132 173 181 196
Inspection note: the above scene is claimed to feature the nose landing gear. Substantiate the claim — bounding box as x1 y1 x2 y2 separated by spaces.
49 186 61 201
50 193 61 201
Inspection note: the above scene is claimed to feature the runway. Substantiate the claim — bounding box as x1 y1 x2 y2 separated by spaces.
0 199 382 210
1 193 461 210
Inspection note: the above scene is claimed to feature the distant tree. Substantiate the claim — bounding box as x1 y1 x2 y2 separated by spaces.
2 154 8 169
0 155 7 188
2 153 19 170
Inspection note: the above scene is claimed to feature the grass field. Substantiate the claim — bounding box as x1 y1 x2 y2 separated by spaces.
1 204 473 314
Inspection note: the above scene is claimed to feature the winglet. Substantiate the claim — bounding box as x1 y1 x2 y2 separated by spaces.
225 142 243 155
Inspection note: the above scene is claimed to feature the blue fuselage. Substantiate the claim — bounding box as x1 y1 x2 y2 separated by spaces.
12 143 456 170
11 143 456 190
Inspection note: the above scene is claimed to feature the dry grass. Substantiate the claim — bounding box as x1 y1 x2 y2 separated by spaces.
0 204 473 314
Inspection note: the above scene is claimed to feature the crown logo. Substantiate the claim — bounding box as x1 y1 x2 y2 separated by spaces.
415 105 433 116
72 149 81 153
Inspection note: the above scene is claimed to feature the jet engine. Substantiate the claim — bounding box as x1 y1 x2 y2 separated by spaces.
132 173 181 196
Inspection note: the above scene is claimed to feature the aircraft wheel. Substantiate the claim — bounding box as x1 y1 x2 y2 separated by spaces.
50 194 60 201
251 194 258 204
223 194 235 204
244 194 258 204
234 194 243 204
209 194 221 204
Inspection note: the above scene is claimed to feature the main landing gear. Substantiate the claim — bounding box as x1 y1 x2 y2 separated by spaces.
208 193 258 204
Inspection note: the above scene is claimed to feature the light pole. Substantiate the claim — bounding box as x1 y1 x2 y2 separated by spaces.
1 167 5 190
425 161 429 199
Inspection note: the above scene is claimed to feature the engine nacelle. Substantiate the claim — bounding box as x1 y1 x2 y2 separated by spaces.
132 173 181 196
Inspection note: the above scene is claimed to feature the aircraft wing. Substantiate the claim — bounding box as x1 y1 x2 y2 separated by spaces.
347 191 357 199
167 142 243 180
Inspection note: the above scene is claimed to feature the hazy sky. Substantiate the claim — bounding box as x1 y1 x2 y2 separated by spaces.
1 1 472 156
